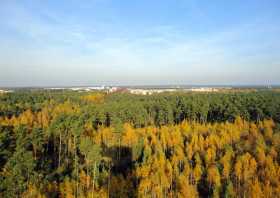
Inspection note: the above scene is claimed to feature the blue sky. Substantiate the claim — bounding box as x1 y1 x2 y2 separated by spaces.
0 0 280 86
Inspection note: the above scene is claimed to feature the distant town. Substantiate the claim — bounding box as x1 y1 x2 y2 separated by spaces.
0 85 278 95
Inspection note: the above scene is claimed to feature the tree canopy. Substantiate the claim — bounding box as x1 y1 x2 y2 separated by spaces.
0 90 280 197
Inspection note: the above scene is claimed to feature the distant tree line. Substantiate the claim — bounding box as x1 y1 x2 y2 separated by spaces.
1 91 280 127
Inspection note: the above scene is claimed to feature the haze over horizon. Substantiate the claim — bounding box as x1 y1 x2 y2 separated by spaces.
1 0 280 87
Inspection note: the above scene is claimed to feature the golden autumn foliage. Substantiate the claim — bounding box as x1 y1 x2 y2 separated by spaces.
1 99 280 197
52 100 80 118
122 123 138 147
22 185 46 198
81 93 105 103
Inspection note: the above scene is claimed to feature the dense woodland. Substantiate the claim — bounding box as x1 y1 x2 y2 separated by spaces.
0 90 280 197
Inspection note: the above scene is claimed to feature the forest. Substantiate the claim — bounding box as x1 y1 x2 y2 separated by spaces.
0 90 280 198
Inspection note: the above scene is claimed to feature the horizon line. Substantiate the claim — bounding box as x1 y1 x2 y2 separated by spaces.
1 84 280 89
